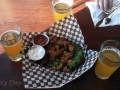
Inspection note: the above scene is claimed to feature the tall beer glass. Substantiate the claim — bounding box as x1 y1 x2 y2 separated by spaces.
52 0 74 22
95 40 120 79
0 22 23 62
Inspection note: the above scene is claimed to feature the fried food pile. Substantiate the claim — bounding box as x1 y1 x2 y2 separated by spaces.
40 36 84 72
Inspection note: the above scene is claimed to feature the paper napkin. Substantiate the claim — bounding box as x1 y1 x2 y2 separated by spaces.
86 1 120 27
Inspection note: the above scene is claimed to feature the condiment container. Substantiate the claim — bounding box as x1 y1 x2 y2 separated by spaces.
32 34 49 46
27 45 45 61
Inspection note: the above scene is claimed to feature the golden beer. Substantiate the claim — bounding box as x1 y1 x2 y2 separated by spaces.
1 30 23 62
95 49 120 79
52 2 72 22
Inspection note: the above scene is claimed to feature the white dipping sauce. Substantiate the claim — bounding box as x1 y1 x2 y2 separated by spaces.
27 45 45 61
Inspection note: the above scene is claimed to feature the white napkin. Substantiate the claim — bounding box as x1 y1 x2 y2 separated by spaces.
86 1 120 27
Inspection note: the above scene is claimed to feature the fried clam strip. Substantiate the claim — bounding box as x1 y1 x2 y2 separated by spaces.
43 36 84 72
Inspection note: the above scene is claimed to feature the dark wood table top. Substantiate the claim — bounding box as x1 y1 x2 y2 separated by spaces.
0 0 120 90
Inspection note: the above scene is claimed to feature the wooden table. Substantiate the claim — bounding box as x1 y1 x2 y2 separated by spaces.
0 0 120 90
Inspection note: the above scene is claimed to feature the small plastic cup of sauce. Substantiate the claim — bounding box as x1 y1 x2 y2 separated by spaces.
32 34 49 46
27 45 45 61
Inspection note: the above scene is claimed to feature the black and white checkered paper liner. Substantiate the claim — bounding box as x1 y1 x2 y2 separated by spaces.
22 15 98 89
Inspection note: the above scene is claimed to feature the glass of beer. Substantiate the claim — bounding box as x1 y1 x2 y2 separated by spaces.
0 22 23 62
52 0 74 22
95 40 120 79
